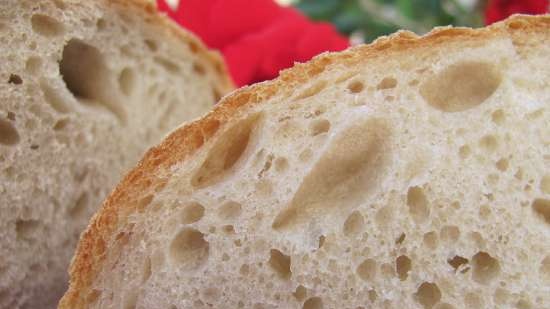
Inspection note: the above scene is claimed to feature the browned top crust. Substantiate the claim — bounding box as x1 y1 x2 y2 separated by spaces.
58 14 550 308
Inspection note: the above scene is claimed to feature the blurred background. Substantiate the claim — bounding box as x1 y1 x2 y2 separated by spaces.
163 0 492 44
278 0 483 43
160 0 548 86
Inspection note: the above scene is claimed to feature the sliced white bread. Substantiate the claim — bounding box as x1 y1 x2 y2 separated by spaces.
60 15 549 309
0 0 232 308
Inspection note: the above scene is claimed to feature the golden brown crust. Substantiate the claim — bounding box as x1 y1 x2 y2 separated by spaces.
58 14 550 308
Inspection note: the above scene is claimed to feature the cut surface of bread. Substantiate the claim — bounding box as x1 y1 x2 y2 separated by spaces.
60 15 549 309
0 0 232 308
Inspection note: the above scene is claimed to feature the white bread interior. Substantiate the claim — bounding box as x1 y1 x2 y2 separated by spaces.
0 0 232 308
60 15 550 309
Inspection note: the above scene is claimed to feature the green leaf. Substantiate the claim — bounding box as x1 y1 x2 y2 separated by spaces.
293 0 486 42
333 9 363 34
397 0 415 19
295 0 341 20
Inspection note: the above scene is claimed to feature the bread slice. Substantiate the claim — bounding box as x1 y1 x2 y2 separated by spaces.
0 0 233 308
60 14 550 309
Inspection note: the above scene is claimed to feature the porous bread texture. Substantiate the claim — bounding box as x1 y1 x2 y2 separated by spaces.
0 0 232 308
60 15 550 309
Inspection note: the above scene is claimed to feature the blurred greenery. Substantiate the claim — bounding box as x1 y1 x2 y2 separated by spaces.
294 0 485 42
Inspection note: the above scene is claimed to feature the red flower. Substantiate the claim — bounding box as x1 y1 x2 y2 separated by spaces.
157 0 350 86
485 0 549 25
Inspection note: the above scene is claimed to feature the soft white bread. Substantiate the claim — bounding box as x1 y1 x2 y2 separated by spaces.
0 0 232 308
60 15 550 309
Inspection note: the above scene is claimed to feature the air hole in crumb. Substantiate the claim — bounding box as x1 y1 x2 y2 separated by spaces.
448 256 469 272
309 119 330 136
15 219 40 240
8 74 22 85
274 157 289 172
532 199 550 224
368 290 377 302
222 225 234 234
540 256 550 281
0 118 20 145
188 41 199 53
356 258 376 281
540 175 550 194
527 108 544 120
51 0 67 9
169 228 209 270
60 39 127 123
69 192 88 219
193 62 206 75
459 145 471 159
440 225 460 242
491 109 505 124
414 282 441 309
258 154 273 177
212 88 222 102
239 264 249 276
137 195 153 211
516 299 532 309
318 235 326 249
154 57 180 73
269 249 291 280
293 285 307 301
272 119 390 231
144 39 158 51
493 158 508 172
31 14 64 37
396 255 412 280
181 202 205 224
141 256 152 283
343 211 364 236
347 80 364 93
25 57 42 74
469 231 485 248
96 18 107 30
377 77 397 90
303 297 323 309
423 231 438 250
118 68 136 96
295 80 327 100
479 135 498 152
218 201 242 220
420 61 501 112
407 186 429 223
191 114 260 188
396 233 406 245
478 205 491 220
472 251 500 284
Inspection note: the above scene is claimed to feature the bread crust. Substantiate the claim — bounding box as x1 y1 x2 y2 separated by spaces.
58 14 550 308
